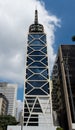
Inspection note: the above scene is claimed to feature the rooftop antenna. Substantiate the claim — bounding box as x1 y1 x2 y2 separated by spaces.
34 7 38 24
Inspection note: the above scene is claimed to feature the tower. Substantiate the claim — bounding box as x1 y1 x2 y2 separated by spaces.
24 10 53 127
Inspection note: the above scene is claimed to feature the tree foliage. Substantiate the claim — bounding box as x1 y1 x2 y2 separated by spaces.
0 115 18 130
56 127 64 130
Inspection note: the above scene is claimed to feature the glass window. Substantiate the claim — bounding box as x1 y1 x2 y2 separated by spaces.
29 117 38 122
29 68 45 73
24 117 28 122
33 108 42 112
41 57 48 65
42 83 49 94
28 35 33 42
31 114 38 118
31 34 43 39
28 74 47 80
41 47 47 54
27 57 33 65
27 123 38 126
26 97 35 103
28 103 33 108
24 113 29 117
28 89 47 95
25 82 33 93
30 51 45 55
29 40 44 46
27 47 33 54
28 81 47 88
40 35 46 43
24 103 29 112
31 46 42 50
29 56 44 61
41 69 49 78
26 69 33 78
29 62 46 67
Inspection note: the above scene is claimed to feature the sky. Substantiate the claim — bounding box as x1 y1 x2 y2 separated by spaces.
0 0 75 108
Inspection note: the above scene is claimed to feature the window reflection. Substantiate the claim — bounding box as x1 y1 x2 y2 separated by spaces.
28 74 46 80
28 89 47 95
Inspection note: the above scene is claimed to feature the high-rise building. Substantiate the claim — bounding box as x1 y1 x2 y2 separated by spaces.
52 45 75 130
0 93 8 115
23 10 53 127
0 82 17 117
16 100 23 121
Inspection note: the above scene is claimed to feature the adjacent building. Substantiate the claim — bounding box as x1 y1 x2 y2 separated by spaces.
52 45 75 130
23 10 53 127
16 100 23 122
18 110 23 125
0 82 17 117
0 93 8 115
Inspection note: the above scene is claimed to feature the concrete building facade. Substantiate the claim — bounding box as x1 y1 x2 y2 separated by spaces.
0 93 8 115
0 82 17 117
52 45 75 130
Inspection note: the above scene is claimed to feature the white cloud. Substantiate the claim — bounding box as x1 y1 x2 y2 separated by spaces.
0 0 60 85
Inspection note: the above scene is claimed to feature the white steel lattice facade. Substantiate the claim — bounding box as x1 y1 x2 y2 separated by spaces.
23 10 53 126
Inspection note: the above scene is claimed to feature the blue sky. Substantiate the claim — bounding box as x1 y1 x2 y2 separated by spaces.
43 0 75 52
0 0 75 102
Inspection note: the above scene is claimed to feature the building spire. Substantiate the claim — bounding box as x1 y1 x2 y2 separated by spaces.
34 10 38 24
29 10 44 33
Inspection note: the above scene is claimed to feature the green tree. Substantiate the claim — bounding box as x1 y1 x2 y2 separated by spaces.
0 115 18 130
56 127 64 130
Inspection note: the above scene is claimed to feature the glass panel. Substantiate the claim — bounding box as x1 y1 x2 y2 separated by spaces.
29 40 44 46
26 69 33 78
29 56 44 61
29 117 38 122
41 69 48 78
27 123 38 126
40 35 46 43
28 103 33 109
28 89 47 95
31 114 38 118
29 68 45 73
29 62 46 67
25 83 33 93
27 47 33 54
28 35 33 42
28 81 47 87
30 51 45 55
24 103 29 113
41 47 47 54
28 74 47 80
24 112 29 117
42 83 49 93
31 46 42 50
31 34 43 39
41 57 48 65
24 118 28 122
27 57 33 65
33 108 42 112
26 97 35 103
